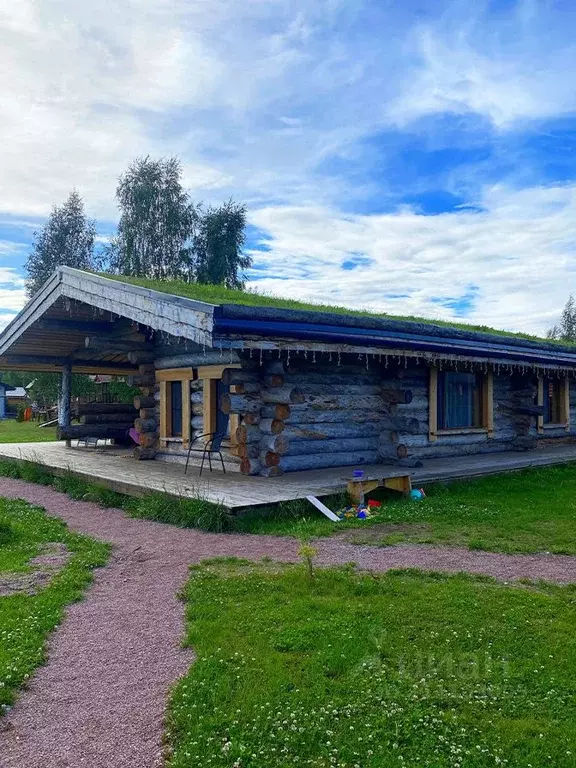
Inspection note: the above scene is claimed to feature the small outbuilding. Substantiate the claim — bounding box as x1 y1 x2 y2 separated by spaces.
1 267 576 476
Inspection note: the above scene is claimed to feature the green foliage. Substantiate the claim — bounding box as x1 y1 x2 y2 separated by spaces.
548 294 576 341
82 484 128 508
194 199 251 289
25 190 98 297
126 491 232 532
168 559 576 767
52 472 91 500
0 519 14 547
15 406 25 423
0 497 108 710
107 156 197 281
234 465 576 555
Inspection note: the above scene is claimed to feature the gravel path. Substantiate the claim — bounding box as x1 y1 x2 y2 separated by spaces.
1 477 576 768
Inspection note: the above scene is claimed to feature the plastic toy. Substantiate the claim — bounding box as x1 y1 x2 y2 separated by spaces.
409 488 426 501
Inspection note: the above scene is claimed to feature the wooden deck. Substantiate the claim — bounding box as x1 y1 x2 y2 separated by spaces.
1 441 576 510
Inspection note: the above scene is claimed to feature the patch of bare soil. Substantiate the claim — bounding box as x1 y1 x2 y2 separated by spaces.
331 522 432 544
0 542 70 597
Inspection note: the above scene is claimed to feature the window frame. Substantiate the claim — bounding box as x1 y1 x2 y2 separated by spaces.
429 366 493 442
537 376 570 432
157 368 193 445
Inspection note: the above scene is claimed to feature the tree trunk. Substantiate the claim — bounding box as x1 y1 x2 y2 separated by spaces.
81 413 138 424
58 424 132 439
235 425 263 444
285 437 379 456
281 422 381 440
138 432 159 448
381 388 413 404
234 381 262 394
259 466 284 477
242 412 261 426
259 418 285 434
261 404 291 420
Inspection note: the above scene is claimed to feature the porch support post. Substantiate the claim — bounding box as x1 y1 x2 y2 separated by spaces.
59 362 72 446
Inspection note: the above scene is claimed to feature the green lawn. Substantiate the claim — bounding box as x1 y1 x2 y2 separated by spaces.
167 559 576 768
0 497 108 712
235 464 576 555
0 420 57 443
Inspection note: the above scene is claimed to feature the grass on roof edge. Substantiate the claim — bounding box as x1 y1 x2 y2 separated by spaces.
99 272 568 346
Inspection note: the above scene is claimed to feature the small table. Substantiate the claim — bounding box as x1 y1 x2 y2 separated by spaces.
347 472 412 505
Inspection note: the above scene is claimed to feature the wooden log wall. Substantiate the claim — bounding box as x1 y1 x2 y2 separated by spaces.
132 364 159 460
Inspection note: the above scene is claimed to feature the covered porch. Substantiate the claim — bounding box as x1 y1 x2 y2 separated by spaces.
1 440 576 510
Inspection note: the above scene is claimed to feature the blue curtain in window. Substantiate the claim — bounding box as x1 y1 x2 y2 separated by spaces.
438 372 477 429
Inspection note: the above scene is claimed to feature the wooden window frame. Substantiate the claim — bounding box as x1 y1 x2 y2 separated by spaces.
537 376 570 433
197 364 241 446
429 366 493 442
157 369 194 446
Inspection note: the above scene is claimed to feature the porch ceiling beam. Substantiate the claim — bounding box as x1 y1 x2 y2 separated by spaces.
83 335 153 354
35 318 114 334
0 355 138 374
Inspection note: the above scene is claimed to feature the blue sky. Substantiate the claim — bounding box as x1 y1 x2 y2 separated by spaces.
2 0 576 334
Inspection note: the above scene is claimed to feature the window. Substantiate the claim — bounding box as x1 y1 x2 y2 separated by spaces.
429 366 493 441
169 380 183 436
537 376 570 431
438 371 484 429
543 378 563 424
157 368 193 444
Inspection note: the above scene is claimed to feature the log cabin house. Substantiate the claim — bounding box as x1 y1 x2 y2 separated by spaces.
1 267 576 477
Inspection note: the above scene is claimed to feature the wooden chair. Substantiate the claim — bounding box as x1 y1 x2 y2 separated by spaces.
184 432 227 476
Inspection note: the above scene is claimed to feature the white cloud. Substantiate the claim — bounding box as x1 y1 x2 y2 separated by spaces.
389 6 576 129
247 183 576 336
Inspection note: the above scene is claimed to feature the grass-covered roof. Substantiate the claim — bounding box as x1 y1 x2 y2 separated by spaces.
104 273 562 345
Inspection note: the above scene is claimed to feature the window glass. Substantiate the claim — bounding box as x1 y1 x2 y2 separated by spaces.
170 380 183 436
543 378 562 424
438 371 483 429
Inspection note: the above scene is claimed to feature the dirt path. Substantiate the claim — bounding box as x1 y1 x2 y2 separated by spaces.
1 477 576 768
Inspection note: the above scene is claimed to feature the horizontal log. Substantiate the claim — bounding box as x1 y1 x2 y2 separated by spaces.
191 391 204 404
380 416 421 434
128 350 156 364
502 404 544 416
139 408 156 420
259 434 289 454
81 413 138 424
138 432 159 448
74 403 137 415
295 384 383 396
155 351 240 369
381 388 413 404
221 368 259 386
236 425 263 444
261 451 281 467
263 374 284 388
191 415 204 430
220 394 261 414
234 381 262 395
127 374 155 388
265 360 285 375
240 457 262 475
278 450 380 472
300 394 384 410
192 403 203 416
236 443 260 459
133 446 156 460
135 418 156 434
259 418 284 435
285 437 379 456
284 374 380 387
134 395 156 410
260 404 291 420
242 412 261 426
58 424 132 439
261 386 304 405
281 422 381 440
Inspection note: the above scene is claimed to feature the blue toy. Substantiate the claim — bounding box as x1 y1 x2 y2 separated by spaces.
409 488 426 501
